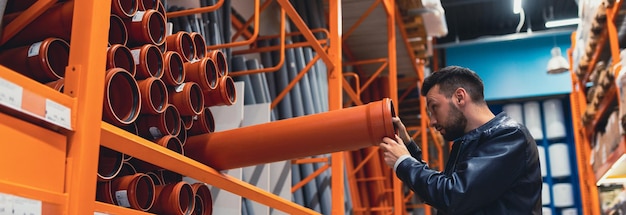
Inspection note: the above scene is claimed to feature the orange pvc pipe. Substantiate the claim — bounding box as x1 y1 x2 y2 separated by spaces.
109 14 128 46
166 31 195 62
125 9 166 47
184 57 219 91
131 135 184 172
188 107 215 136
203 76 236 107
150 181 195 215
291 163 330 193
2 1 71 47
166 0 224 18
190 32 207 60
45 78 65 92
271 52 320 109
111 0 139 18
138 0 159 11
177 120 188 146
136 77 168 114
102 68 141 126
96 173 156 211
97 146 124 181
162 51 186 86
208 50 228 77
168 82 205 116
191 183 213 215
185 98 396 170
107 44 136 77
181 116 194 131
136 104 182 139
131 44 164 79
0 37 69 83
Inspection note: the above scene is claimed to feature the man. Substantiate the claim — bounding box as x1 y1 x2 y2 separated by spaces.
380 66 542 214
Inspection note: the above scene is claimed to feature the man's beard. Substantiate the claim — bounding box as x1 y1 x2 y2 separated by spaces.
442 101 467 141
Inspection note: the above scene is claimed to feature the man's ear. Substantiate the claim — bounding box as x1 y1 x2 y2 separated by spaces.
455 88 467 105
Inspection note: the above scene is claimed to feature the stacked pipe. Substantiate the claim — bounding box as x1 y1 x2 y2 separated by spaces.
102 1 230 214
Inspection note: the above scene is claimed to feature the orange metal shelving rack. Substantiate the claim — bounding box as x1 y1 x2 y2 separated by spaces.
0 0 437 214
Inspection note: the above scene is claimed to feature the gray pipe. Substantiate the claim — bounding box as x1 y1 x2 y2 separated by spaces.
291 164 305 208
245 59 270 104
293 47 316 116
258 39 279 121
270 38 293 119
303 47 322 114
231 56 256 105
284 41 305 117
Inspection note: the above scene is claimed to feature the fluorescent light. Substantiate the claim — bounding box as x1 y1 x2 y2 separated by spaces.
545 18 580 28
513 0 522 14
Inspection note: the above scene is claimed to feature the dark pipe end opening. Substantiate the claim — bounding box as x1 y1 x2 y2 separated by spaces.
179 184 194 214
192 34 206 59
146 45 164 78
170 53 185 84
109 15 128 46
149 79 168 113
204 108 215 133
165 136 183 154
189 83 204 114
147 10 166 45
45 39 70 79
224 77 236 104
181 33 195 62
215 51 227 77
117 0 138 17
206 59 218 89
115 45 136 76
164 105 182 135
97 146 123 180
108 69 140 124
136 174 156 211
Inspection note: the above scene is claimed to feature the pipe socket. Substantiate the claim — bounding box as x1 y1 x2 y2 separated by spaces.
125 9 166 47
191 183 213 215
136 104 182 139
203 76 236 107
187 107 215 136
136 77 168 114
185 98 397 170
184 57 219 91
0 37 69 83
168 82 205 116
130 44 164 79
150 181 194 215
165 31 195 62
107 44 136 77
208 50 228 77
96 173 156 212
190 32 207 60
109 14 129 46
103 68 142 127
162 51 186 86
139 0 159 11
111 0 139 18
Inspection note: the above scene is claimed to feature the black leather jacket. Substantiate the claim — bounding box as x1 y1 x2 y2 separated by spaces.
396 113 542 214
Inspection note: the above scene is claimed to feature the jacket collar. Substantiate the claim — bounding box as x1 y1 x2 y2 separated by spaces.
456 112 508 143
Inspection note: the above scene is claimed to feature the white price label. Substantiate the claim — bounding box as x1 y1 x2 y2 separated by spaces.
27 41 43 57
114 190 131 208
130 49 141 65
45 99 71 129
190 58 200 63
94 212 110 215
175 83 186 93
132 11 145 22
0 78 23 109
11 195 41 215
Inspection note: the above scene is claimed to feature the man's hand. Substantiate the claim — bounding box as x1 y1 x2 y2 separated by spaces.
393 117 412 144
379 135 411 168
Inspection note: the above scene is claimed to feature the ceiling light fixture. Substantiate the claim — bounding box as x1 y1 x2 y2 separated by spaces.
545 18 580 28
547 47 569 74
513 0 522 14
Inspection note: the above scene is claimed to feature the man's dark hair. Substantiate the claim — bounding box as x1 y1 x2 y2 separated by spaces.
421 66 486 103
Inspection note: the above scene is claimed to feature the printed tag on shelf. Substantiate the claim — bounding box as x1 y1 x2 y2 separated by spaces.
149 127 163 140
11 195 42 215
114 190 131 208
175 83 186 93
0 78 23 110
27 41 43 57
94 212 110 215
130 49 141 65
132 11 145 22
45 99 71 129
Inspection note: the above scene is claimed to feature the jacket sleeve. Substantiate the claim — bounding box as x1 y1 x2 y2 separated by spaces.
406 139 423 161
395 127 530 214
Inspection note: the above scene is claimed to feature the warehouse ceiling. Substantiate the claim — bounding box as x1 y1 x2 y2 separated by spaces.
437 0 579 44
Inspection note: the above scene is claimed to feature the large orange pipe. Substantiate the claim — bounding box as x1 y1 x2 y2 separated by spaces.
185 98 396 170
